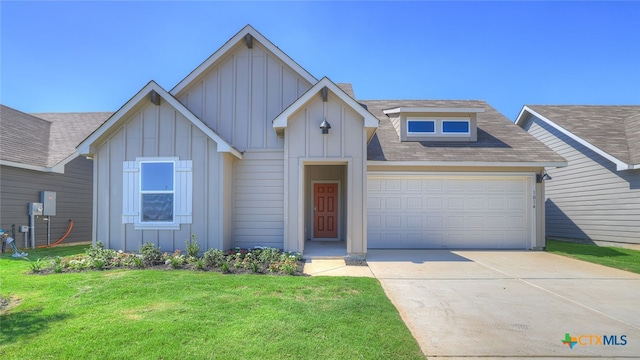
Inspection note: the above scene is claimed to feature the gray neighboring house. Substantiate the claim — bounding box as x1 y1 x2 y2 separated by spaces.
0 104 111 247
76 25 566 257
516 105 640 247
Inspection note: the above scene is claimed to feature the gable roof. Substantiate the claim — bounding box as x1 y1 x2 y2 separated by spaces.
77 81 242 159
171 25 317 96
272 77 378 141
516 105 640 170
0 104 110 173
366 100 567 167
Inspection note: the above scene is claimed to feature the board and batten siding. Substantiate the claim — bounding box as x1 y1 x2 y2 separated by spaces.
0 157 93 247
524 114 640 244
94 101 229 252
176 42 312 151
285 93 368 255
232 149 284 249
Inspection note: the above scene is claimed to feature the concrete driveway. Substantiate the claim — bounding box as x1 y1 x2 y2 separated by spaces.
366 250 640 359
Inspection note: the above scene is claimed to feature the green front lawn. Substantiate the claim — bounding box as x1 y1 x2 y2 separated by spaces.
546 239 640 274
0 246 424 359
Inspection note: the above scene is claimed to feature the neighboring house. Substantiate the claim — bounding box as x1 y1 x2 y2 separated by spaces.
0 105 111 247
77 25 565 258
516 105 640 247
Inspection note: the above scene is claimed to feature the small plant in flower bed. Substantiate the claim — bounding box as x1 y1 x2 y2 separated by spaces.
28 238 304 275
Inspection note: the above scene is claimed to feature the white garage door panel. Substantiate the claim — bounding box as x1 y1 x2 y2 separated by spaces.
367 175 532 249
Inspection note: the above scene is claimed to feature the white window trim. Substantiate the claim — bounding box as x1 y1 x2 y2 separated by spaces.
405 117 471 138
139 159 176 228
441 118 471 135
122 157 192 230
407 118 436 135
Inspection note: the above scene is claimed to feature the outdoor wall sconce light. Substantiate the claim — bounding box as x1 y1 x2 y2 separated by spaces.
320 119 331 134
536 172 552 183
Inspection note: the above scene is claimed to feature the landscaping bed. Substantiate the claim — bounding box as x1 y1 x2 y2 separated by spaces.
29 237 304 276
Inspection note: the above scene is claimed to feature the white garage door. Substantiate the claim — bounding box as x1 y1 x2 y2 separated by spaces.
367 174 533 249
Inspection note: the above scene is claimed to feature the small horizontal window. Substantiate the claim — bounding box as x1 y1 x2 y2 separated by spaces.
407 120 435 134
442 120 469 134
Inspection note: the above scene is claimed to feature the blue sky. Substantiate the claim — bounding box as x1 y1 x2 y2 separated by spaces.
1 1 639 120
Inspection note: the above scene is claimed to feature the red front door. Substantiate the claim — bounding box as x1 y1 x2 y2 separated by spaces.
314 183 338 238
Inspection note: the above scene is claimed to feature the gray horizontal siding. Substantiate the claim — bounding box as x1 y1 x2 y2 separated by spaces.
0 157 93 248
525 115 640 244
233 150 284 249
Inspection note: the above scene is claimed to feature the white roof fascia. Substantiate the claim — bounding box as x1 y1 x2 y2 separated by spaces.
50 152 80 173
0 159 63 173
383 107 485 115
367 160 568 168
517 106 631 171
273 77 379 131
77 81 242 159
171 25 317 96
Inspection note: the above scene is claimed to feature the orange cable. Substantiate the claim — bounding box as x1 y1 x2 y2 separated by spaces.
36 219 74 248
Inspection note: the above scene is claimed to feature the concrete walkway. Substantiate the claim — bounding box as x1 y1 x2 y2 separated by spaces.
304 250 640 359
303 258 374 277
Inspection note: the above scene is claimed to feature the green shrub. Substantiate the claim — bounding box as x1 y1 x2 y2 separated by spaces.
257 247 281 263
140 242 162 266
29 258 45 274
203 249 225 268
132 256 143 268
92 259 105 270
185 234 200 258
67 255 90 270
195 258 205 271
166 250 186 269
86 241 116 268
52 257 64 273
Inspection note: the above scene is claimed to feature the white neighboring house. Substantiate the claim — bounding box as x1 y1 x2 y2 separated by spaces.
516 105 640 247
77 25 566 258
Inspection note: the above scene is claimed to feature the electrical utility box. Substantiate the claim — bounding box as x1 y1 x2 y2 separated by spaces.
41 191 57 216
29 202 43 216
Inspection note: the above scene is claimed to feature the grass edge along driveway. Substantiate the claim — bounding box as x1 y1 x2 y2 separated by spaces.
547 239 640 274
0 245 424 359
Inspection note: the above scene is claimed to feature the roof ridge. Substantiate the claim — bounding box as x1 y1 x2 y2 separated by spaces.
622 111 640 164
528 104 640 108
31 111 114 115
359 99 487 102
1 104 53 124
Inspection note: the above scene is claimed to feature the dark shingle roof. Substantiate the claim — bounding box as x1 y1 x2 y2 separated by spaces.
0 104 111 168
33 112 113 166
336 83 355 99
364 100 566 163
1 105 52 167
527 105 640 165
